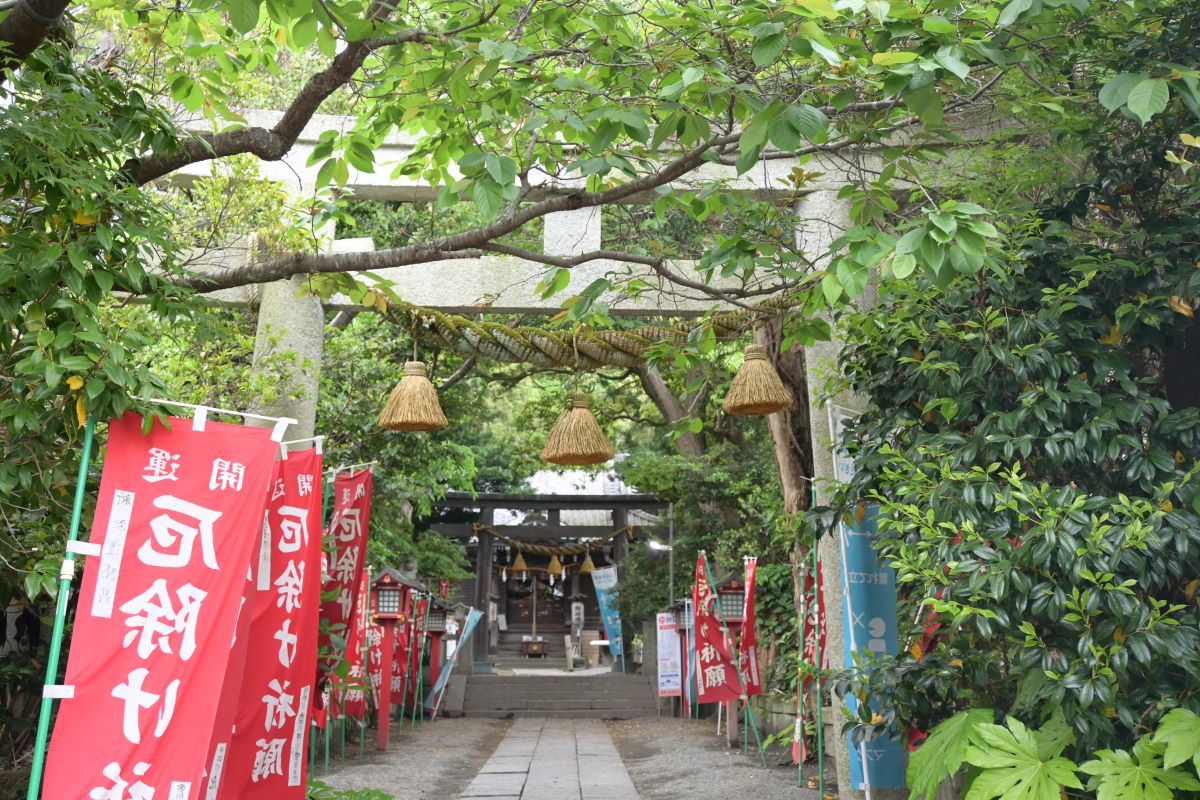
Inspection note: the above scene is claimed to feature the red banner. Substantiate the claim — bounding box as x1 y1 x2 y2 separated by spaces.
317 469 373 689
44 413 279 800
367 623 385 710
199 461 280 799
391 591 412 704
738 557 762 697
341 570 370 720
793 564 827 763
219 447 323 798
407 596 429 706
692 554 741 704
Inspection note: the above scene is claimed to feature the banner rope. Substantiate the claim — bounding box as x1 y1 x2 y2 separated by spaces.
473 523 633 557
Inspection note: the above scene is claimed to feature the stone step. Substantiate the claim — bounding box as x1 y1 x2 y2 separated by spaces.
461 708 651 719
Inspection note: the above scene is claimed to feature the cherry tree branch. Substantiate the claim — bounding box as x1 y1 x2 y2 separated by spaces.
0 0 69 73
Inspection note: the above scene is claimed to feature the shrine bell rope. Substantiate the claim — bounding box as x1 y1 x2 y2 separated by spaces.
473 523 633 557
385 290 803 370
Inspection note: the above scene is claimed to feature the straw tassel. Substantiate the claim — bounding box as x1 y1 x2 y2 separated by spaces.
548 553 563 575
723 344 793 416
512 551 528 574
378 361 449 431
541 395 614 466
579 551 595 573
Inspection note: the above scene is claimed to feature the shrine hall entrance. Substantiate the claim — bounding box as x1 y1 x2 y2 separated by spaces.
430 483 666 672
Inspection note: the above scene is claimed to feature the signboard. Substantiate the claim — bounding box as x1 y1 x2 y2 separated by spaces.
427 608 482 719
655 613 682 697
591 566 623 657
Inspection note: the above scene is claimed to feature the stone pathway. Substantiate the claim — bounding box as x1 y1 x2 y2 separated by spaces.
459 718 640 800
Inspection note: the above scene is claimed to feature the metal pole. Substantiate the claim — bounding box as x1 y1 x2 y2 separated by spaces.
26 416 96 800
668 503 675 606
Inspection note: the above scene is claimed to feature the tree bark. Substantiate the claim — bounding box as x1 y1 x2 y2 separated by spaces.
0 0 69 73
637 364 706 457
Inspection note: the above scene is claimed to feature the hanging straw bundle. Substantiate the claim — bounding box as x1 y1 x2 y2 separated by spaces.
512 551 528 574
723 344 792 416
541 395 614 466
579 551 596 574
378 361 449 431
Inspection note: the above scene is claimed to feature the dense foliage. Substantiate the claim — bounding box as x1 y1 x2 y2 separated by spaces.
823 0 1200 793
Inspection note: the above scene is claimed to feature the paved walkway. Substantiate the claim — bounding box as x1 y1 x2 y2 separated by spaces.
459 718 640 800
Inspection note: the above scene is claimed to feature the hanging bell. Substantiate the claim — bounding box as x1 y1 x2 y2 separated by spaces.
512 551 528 573
541 395 614 466
723 344 793 416
378 361 449 431
548 553 563 575
580 551 595 574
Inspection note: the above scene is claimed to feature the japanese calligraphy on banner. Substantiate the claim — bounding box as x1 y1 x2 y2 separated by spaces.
44 413 279 800
655 613 682 697
692 554 741 704
222 447 323 799
738 557 762 697
341 570 370 720
793 565 826 763
591 566 623 657
317 469 373 688
367 623 385 709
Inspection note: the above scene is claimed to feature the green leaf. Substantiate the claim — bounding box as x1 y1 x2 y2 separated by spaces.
472 178 504 218
223 0 262 34
292 13 318 48
1126 78 1170 125
1033 708 1074 760
997 0 1033 27
1098 73 1147 112
1153 708 1200 772
892 252 917 279
934 46 971 80
964 717 1083 800
873 51 919 66
752 33 789 68
1080 737 1200 800
895 227 926 255
922 16 957 34
866 0 890 22
785 104 829 140
908 709 993 799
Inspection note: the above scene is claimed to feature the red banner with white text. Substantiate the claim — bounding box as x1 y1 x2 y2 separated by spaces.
221 447 323 798
317 470 373 689
407 596 429 706
44 413 278 800
391 591 412 704
793 564 827 763
738 557 762 697
341 570 370 720
692 554 741 704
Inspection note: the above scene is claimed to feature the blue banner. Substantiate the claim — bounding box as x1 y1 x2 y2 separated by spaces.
427 607 482 716
592 566 623 656
841 506 906 789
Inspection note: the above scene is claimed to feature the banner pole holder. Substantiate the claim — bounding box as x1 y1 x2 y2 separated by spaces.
326 461 378 481
26 416 96 800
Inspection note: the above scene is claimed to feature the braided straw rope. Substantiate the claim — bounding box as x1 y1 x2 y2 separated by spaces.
475 524 633 556
384 291 801 370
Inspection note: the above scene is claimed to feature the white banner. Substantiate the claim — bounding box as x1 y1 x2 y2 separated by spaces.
655 613 681 697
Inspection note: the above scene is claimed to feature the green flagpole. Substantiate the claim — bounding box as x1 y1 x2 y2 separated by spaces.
700 552 767 767
813 530 825 797
26 416 96 800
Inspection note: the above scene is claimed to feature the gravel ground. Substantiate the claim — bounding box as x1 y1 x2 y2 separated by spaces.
608 717 836 800
315 717 511 799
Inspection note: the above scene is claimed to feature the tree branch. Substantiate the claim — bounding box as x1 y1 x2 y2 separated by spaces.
176 132 740 291
0 0 68 72
124 3 404 185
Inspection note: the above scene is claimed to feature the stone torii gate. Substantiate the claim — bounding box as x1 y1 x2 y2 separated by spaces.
188 109 900 800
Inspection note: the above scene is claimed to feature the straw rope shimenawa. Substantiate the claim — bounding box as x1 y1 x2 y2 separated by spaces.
477 524 632 557
540 395 614 466
383 289 808 370
723 344 793 416
378 361 449 431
